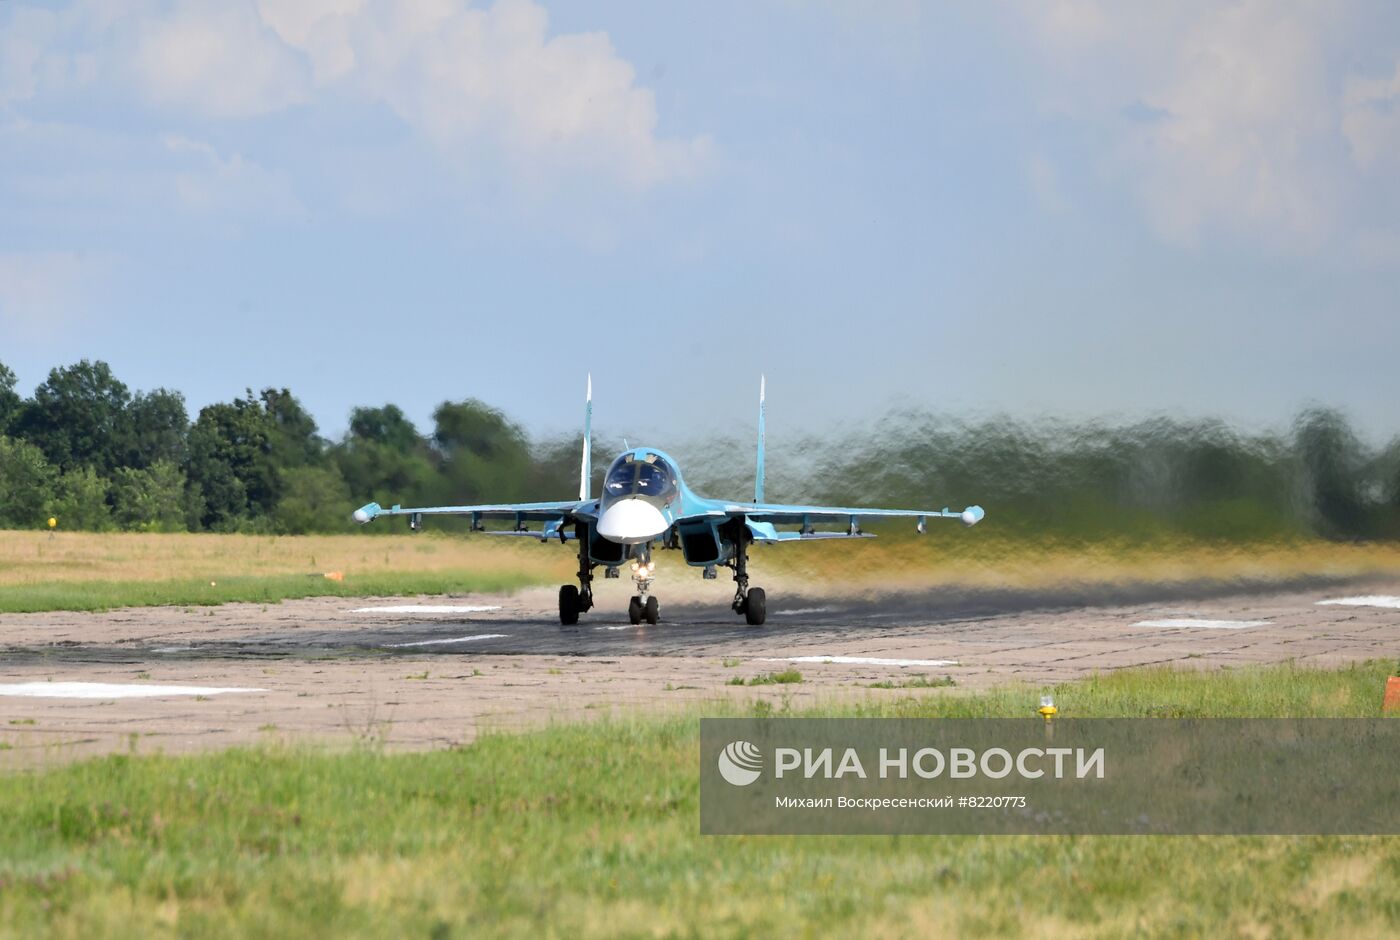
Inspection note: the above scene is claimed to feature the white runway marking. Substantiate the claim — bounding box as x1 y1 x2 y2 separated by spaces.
773 607 832 616
352 605 502 614
1316 595 1400 609
762 656 958 667
1133 618 1272 629
0 681 265 699
384 634 508 648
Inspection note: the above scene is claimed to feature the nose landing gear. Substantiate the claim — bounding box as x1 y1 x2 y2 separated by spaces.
629 547 659 624
628 594 659 625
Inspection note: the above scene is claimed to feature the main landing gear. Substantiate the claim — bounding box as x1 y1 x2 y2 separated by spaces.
727 529 766 626
558 524 595 626
561 524 768 628
557 528 661 626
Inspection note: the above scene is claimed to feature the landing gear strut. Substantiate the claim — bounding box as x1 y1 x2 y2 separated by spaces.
629 545 659 624
559 523 596 626
727 528 766 626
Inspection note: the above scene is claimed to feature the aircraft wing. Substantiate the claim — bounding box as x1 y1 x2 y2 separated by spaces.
681 501 985 543
352 499 598 539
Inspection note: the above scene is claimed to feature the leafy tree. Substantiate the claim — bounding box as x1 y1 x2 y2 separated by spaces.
273 465 352 534
335 405 441 508
348 404 421 452
110 461 187 532
260 387 325 469
127 389 189 468
0 436 58 528
432 399 531 503
53 467 113 531
15 360 133 473
185 393 278 530
1294 407 1368 539
0 361 19 435
528 433 607 499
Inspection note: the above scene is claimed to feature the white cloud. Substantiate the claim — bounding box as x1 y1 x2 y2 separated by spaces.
1124 3 1339 247
162 135 305 219
270 0 710 188
1018 1 1395 255
0 0 708 193
129 1 311 118
1344 61 1400 169
0 116 303 229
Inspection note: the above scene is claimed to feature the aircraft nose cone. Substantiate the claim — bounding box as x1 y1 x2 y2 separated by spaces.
596 499 668 544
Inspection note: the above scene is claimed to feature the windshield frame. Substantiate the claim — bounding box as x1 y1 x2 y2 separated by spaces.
601 453 677 504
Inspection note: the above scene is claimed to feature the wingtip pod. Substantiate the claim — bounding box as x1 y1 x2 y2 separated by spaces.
960 505 985 527
353 502 381 525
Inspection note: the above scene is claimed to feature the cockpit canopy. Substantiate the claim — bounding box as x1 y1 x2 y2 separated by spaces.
603 452 678 504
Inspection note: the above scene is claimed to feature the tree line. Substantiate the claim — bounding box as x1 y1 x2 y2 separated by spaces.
0 358 579 534
1 357 1397 540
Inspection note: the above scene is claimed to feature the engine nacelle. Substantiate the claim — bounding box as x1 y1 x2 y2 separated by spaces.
678 520 735 566
587 527 626 565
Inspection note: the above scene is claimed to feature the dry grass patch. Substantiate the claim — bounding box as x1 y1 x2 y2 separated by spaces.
0 530 568 587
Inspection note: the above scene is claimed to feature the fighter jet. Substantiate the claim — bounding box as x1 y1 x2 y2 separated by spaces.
352 377 984 626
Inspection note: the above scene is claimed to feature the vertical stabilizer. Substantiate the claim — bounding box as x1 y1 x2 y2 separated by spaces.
579 374 593 501
755 374 766 503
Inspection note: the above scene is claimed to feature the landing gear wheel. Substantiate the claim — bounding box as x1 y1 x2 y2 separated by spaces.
628 596 643 625
559 584 580 625
744 587 766 626
644 596 660 625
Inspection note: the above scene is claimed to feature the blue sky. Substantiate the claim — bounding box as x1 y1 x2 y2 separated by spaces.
2 1 1399 443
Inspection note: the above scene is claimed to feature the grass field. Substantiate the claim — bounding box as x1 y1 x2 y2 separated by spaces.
0 531 561 613
1 660 1396 938
4 529 1400 614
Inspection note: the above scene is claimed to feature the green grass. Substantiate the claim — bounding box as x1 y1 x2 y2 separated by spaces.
2 660 1398 938
0 570 542 614
726 669 804 687
864 674 957 689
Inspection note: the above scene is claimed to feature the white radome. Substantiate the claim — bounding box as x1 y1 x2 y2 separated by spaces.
596 498 668 544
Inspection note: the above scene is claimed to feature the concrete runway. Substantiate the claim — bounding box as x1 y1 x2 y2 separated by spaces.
3 572 1382 662
2 574 1397 762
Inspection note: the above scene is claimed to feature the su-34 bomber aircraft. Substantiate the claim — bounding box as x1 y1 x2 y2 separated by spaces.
352 378 984 626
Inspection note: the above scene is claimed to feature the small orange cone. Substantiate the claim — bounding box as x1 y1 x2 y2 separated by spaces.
1384 677 1400 713
323 571 344 582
